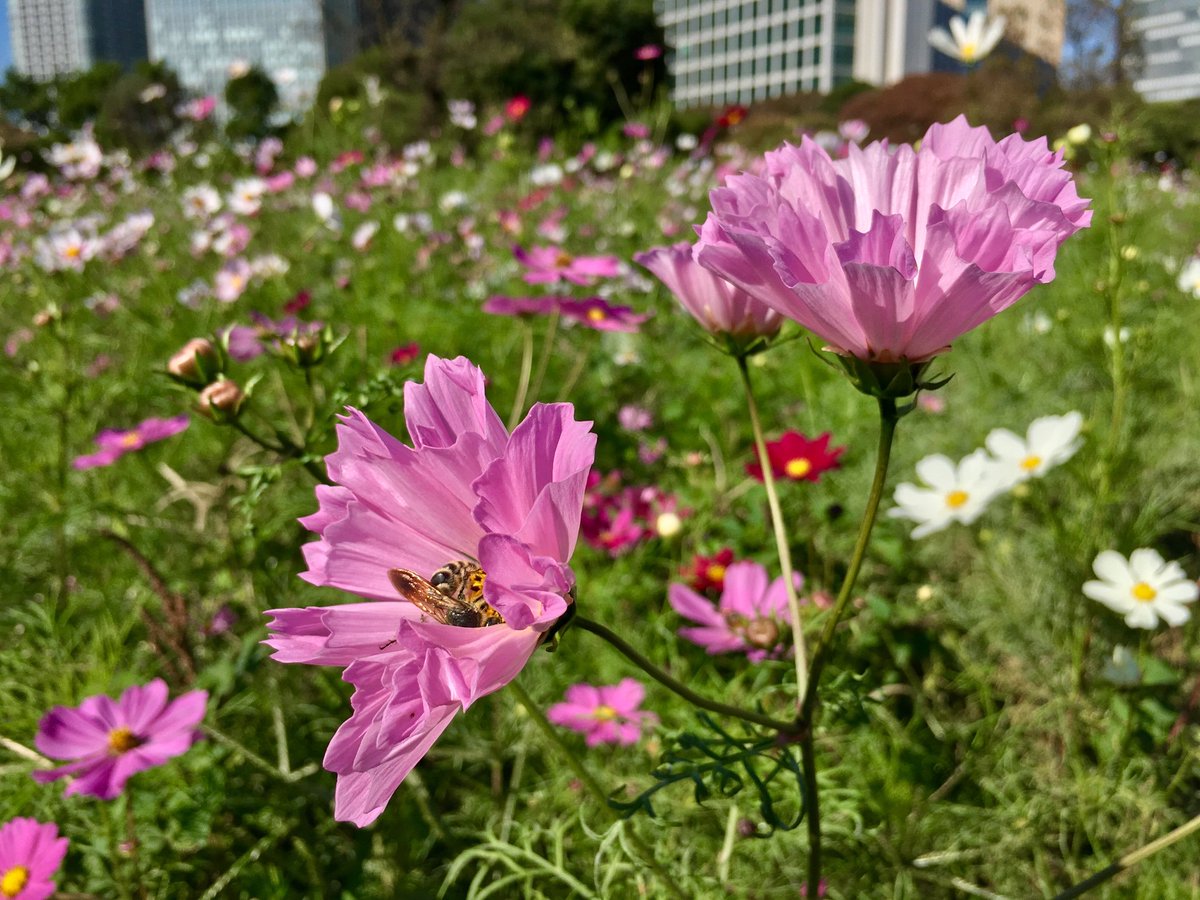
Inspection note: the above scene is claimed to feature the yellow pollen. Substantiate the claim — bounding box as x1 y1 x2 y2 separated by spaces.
120 433 141 448
593 705 618 721
961 43 977 63
108 726 139 754
65 245 82 259
586 307 606 322
1131 582 1157 602
555 251 573 268
785 458 812 478
945 490 969 508
1 867 29 898
1020 455 1042 471
706 564 727 583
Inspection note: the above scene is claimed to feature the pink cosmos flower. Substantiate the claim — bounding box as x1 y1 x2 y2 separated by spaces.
634 44 663 61
33 679 208 799
0 818 68 900
558 297 648 332
264 355 596 826
695 116 1091 363
73 415 189 470
513 244 621 286
483 295 559 318
546 679 656 746
635 241 782 339
669 561 800 662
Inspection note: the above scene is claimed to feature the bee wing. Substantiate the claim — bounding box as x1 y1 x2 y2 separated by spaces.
388 568 484 627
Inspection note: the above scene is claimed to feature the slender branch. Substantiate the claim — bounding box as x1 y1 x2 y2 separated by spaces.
507 320 536 430
736 354 809 708
508 680 686 898
526 307 561 411
798 397 900 898
573 616 795 734
1051 810 1200 899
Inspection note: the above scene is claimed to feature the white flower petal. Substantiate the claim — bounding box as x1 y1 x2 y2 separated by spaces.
1124 605 1160 630
1091 550 1131 585
915 454 957 489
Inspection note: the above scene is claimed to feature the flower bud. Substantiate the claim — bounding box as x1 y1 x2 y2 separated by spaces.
743 617 780 649
167 338 217 385
198 379 244 420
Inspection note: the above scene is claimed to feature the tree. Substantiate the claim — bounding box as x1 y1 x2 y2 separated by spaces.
57 62 123 131
1064 0 1141 88
95 61 184 154
225 67 279 142
0 69 57 130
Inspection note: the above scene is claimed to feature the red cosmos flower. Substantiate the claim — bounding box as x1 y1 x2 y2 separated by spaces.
746 431 845 483
283 290 312 315
505 95 531 121
388 342 421 366
684 548 735 594
717 105 747 128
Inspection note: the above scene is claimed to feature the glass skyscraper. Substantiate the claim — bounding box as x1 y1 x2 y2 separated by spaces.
145 0 359 110
1130 0 1200 101
9 0 147 80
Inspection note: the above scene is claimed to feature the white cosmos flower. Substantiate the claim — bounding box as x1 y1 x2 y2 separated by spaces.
182 185 222 220
888 450 1006 539
1101 645 1141 686
928 11 1006 65
1177 258 1200 297
985 411 1083 488
228 178 265 216
1083 549 1198 630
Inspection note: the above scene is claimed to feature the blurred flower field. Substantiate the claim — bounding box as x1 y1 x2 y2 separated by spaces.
2 94 1200 899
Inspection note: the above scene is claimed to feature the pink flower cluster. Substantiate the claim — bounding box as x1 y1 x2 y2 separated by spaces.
580 471 683 556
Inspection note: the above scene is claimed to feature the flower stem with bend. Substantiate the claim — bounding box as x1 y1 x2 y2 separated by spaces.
507 319 535 430
573 615 795 734
798 396 900 897
508 680 686 898
735 354 810 709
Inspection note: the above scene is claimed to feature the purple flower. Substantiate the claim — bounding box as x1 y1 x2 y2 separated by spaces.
0 818 68 900
265 355 596 826
618 405 653 432
669 561 800 662
73 415 190 470
513 244 621 286
546 679 656 746
33 679 208 799
558 297 649 332
483 295 560 318
635 241 782 339
695 116 1091 362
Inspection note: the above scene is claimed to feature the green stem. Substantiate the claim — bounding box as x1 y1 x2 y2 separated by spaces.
228 418 327 483
556 341 591 402
798 397 900 898
526 307 561 412
1051 810 1200 899
507 320 535 430
735 355 809 709
573 616 794 734
508 680 686 898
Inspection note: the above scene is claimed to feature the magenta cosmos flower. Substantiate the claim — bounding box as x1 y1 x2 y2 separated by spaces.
265 355 596 826
513 244 621 286
0 818 68 900
635 241 782 339
695 116 1091 363
547 679 656 746
669 561 799 662
33 679 208 799
72 415 189 470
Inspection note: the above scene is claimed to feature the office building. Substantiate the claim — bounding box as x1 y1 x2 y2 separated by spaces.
8 0 147 80
1130 0 1200 101
146 0 359 110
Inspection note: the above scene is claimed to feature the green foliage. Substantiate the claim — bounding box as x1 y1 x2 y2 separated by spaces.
57 62 123 131
95 61 184 154
225 67 279 142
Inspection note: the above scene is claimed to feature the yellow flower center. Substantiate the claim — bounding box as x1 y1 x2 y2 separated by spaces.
785 458 812 478
1 867 29 898
960 43 977 63
108 726 139 754
945 490 969 508
555 251 573 268
1020 455 1042 471
65 245 82 259
706 564 726 583
120 432 141 448
593 705 618 721
1131 582 1157 602
586 307 606 323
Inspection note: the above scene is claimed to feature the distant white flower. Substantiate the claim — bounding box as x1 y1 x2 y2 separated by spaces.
311 191 340 230
228 59 251 79
1083 549 1198 630
1103 325 1130 349
529 163 564 187
985 411 1083 488
139 83 167 103
1177 258 1200 297
448 99 477 130
888 450 1006 539
675 133 698 152
351 221 379 252
47 137 103 179
0 146 14 181
928 11 1006 65
1066 124 1093 146
363 75 383 107
35 229 100 272
1101 645 1142 686
439 190 469 213
1022 310 1054 335
182 185 221 220
228 178 265 216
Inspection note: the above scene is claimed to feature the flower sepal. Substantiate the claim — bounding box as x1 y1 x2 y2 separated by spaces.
538 589 577 653
825 350 952 402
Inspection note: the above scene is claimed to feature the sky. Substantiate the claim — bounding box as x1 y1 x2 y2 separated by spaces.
0 0 10 73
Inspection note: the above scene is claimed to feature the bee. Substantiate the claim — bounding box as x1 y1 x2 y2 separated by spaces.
387 560 504 629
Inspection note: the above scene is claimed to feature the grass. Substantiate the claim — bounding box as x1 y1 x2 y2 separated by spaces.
1 121 1199 898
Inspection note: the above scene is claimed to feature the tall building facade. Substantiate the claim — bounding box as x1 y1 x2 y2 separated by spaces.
8 0 147 80
656 0 1064 106
1130 0 1200 102
146 0 359 110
